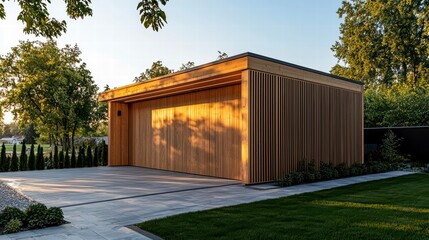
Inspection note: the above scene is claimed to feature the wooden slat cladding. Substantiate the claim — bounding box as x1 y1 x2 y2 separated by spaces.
249 70 363 183
108 102 129 166
129 85 242 180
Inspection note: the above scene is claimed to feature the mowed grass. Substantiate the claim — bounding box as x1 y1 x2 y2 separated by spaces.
4 144 51 153
138 174 429 240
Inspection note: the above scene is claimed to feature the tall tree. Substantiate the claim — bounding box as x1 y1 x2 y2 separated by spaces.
134 61 173 82
0 41 102 151
331 0 429 88
23 124 38 144
0 0 169 38
19 140 27 171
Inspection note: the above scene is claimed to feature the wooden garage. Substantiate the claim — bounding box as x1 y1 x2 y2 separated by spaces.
98 53 364 184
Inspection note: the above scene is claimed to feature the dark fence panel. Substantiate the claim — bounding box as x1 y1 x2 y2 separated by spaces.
364 126 429 163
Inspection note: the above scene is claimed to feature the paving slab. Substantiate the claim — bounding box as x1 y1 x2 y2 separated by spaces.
0 167 238 207
0 167 415 240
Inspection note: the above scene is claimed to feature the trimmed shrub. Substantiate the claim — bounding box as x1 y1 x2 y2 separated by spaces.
0 207 25 226
303 171 316 183
64 151 70 168
28 144 36 170
71 146 76 168
290 171 305 185
44 207 64 226
335 163 349 178
25 203 48 229
278 174 293 187
3 219 22 234
10 144 19 171
314 171 322 181
320 162 336 180
0 143 6 172
19 141 28 171
350 163 364 176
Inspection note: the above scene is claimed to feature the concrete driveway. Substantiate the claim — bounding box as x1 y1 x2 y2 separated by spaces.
0 167 413 240
0 166 239 208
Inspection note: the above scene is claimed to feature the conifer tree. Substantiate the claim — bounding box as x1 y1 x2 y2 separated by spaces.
93 145 99 167
77 146 83 167
53 145 59 169
86 145 93 167
71 146 76 168
10 144 19 171
39 147 45 170
36 145 42 170
0 143 6 171
64 151 70 168
81 146 87 167
28 144 36 170
5 156 11 171
59 150 64 169
19 140 28 171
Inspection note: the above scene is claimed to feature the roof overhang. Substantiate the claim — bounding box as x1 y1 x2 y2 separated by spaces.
98 52 363 103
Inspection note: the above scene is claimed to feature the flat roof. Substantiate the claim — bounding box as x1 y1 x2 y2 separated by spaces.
99 52 363 102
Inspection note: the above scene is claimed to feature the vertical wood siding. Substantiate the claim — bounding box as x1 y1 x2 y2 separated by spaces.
249 70 363 183
108 102 129 166
129 85 242 180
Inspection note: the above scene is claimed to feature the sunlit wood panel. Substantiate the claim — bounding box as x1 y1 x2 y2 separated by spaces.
129 85 242 180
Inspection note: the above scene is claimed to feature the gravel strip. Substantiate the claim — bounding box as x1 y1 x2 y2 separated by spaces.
0 182 36 211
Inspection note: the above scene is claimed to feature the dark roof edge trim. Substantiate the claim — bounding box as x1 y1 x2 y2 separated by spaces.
365 126 429 130
243 52 364 86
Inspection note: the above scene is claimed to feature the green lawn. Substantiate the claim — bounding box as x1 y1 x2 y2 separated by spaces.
138 174 429 240
4 144 51 153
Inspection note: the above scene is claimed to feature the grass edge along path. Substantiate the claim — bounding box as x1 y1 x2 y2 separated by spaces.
137 173 429 240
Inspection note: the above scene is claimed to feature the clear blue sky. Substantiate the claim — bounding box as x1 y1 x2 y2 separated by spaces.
1 0 344 123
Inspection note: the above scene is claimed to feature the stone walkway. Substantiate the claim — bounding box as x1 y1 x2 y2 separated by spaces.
0 167 414 240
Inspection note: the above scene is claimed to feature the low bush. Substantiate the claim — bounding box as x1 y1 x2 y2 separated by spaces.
44 207 64 226
3 219 22 234
278 160 394 187
0 207 25 226
335 163 349 178
320 162 336 180
0 203 65 235
25 203 48 229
